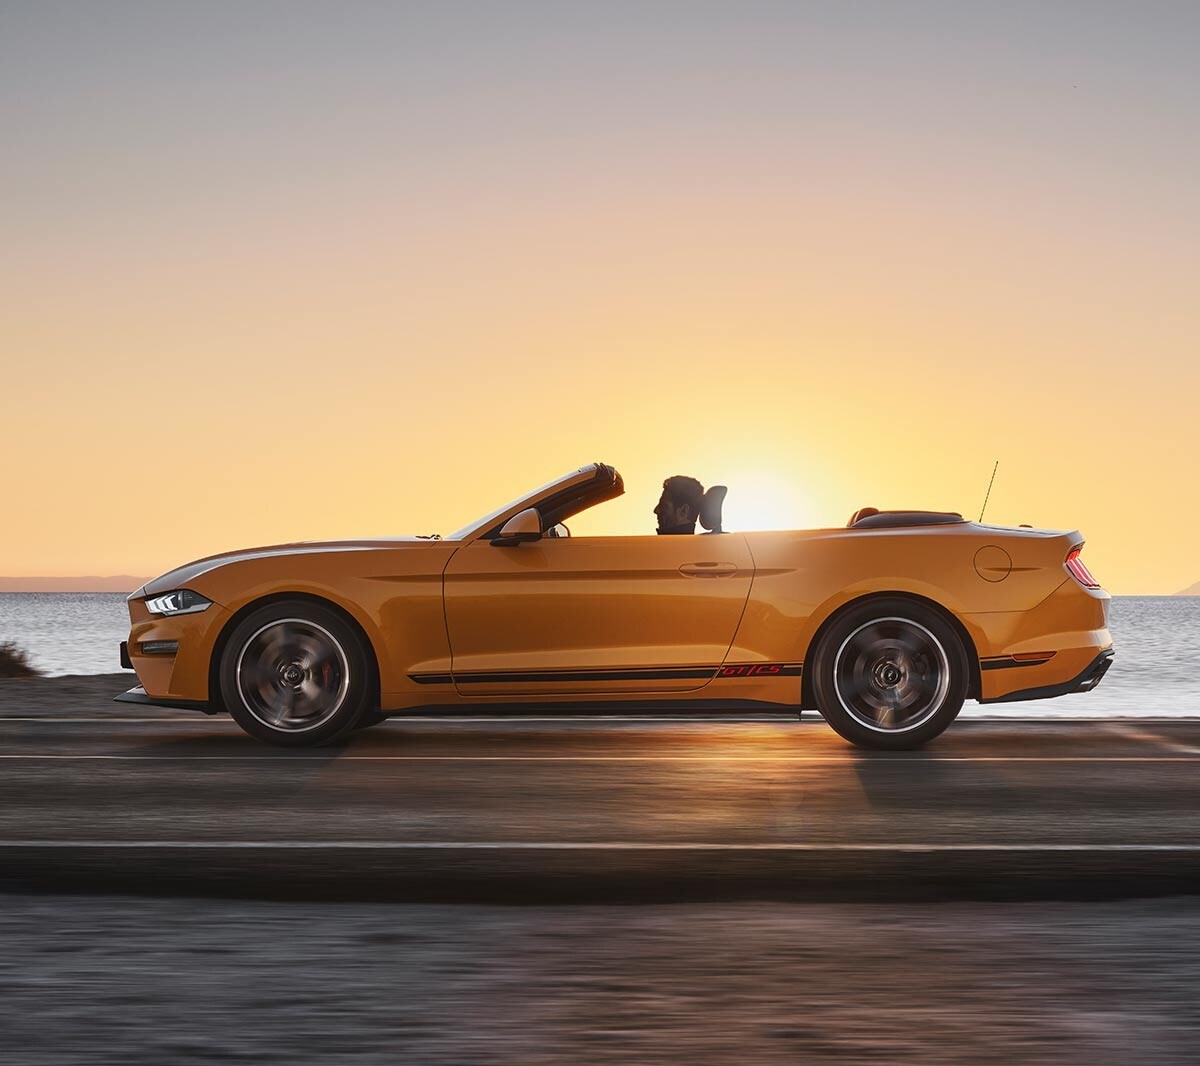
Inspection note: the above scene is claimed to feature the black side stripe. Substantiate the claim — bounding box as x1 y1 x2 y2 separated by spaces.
409 663 803 686
416 666 716 685
410 673 454 685
980 655 1055 672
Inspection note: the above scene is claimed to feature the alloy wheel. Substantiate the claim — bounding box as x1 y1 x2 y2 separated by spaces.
234 618 350 733
832 616 950 733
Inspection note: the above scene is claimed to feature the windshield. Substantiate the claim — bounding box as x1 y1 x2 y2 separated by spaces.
446 465 600 541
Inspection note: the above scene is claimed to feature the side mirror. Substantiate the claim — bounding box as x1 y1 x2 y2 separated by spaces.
492 507 543 547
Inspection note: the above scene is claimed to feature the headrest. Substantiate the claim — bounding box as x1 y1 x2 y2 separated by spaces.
848 506 880 527
700 485 727 533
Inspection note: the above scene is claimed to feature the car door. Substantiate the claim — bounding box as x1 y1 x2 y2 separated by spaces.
442 533 755 695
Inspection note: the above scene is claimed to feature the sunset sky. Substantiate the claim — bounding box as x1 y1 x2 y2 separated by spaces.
2 2 1196 593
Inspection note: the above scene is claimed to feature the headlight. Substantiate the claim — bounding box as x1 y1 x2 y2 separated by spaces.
145 589 212 616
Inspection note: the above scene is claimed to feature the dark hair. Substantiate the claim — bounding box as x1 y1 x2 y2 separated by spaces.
661 475 704 513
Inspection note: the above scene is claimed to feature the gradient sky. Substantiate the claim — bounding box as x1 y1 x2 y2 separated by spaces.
2 1 1197 593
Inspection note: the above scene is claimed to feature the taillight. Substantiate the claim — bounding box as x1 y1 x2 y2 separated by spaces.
1065 546 1101 589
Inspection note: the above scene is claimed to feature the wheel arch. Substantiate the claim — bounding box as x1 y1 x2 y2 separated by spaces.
208 591 382 713
799 590 982 708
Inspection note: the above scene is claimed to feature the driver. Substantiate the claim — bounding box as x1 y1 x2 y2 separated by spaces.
654 475 704 535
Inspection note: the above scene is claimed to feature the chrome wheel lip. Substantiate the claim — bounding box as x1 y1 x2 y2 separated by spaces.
833 616 950 734
234 618 350 734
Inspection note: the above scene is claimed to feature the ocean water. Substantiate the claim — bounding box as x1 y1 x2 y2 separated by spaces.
0 593 1195 717
0 593 131 679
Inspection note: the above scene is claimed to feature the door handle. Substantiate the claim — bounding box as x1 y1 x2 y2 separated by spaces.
679 561 739 577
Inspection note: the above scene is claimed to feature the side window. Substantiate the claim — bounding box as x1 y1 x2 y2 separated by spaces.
481 469 627 541
558 493 651 539
537 483 622 535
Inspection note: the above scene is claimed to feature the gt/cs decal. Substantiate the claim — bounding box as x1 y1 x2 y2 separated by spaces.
718 663 803 678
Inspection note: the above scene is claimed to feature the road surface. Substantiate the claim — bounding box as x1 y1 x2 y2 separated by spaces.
1 674 1198 901
3 675 1200 1064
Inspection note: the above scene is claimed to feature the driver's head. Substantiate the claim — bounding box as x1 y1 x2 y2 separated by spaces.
655 475 704 535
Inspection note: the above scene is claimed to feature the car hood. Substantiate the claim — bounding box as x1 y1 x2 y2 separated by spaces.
134 537 443 599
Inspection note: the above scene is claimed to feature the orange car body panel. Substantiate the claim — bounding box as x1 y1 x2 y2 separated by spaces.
124 464 1111 712
442 534 755 694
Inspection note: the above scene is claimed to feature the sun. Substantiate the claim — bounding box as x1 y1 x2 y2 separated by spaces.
718 469 815 532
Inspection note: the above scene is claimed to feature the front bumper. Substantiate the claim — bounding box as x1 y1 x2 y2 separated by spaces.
121 595 229 706
118 635 215 712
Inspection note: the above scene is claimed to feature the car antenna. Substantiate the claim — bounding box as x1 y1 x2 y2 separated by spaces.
978 460 999 523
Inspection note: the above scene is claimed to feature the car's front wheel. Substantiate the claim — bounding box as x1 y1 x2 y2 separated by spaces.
810 598 968 750
219 600 374 746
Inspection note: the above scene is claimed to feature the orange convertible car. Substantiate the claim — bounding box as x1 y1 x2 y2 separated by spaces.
118 463 1113 749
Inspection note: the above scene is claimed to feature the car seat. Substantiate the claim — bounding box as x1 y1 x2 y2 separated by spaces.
700 486 727 534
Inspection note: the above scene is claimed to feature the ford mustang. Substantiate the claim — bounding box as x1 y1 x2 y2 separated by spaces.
118 462 1113 749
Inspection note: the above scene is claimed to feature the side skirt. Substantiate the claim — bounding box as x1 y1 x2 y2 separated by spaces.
386 698 803 718
409 662 804 686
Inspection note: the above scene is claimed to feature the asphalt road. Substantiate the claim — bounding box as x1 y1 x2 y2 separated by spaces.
1 674 1198 901
4 893 1200 1065
2 676 1200 1063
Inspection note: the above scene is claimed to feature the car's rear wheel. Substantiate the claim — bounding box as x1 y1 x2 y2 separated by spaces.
810 598 967 750
219 600 374 746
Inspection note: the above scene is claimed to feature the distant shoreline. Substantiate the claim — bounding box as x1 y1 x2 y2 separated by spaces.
0 578 146 594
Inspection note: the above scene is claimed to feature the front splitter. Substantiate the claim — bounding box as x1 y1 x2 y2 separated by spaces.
113 686 215 715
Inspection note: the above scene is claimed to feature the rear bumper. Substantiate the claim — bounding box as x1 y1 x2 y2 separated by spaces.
968 578 1112 702
979 649 1113 704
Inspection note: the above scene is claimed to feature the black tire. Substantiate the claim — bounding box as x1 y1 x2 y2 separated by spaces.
218 599 375 747
810 597 968 750
352 709 388 731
